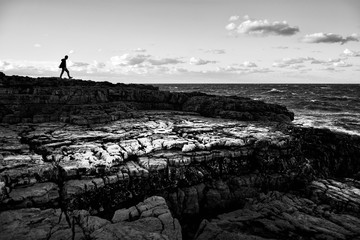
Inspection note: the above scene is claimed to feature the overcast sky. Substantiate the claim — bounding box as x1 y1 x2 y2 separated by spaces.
0 0 360 83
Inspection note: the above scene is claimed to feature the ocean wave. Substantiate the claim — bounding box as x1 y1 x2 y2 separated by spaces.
294 114 360 136
320 86 332 90
319 95 357 101
266 88 285 94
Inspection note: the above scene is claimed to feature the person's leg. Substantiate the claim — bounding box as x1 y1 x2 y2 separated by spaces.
65 68 72 79
60 68 65 78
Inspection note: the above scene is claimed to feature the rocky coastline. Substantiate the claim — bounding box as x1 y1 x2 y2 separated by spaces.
0 73 359 240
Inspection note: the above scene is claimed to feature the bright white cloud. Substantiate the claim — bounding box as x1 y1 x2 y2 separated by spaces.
333 61 352 67
111 54 183 66
69 50 75 54
343 49 360 57
242 61 257 67
301 33 359 44
229 15 239 21
189 57 216 65
110 54 150 66
225 22 236 31
0 60 12 69
34 43 41 48
310 58 347 66
273 56 354 70
226 15 299 36
0 59 59 76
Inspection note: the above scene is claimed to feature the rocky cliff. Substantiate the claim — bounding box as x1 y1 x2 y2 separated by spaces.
0 72 294 124
0 73 359 240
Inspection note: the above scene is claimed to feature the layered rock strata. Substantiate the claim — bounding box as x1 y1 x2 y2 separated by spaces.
0 73 360 240
0 111 360 239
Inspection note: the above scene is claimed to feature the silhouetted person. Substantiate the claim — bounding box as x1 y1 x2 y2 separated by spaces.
59 55 72 79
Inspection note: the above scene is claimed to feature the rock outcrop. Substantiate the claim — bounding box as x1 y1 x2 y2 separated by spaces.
195 188 360 240
0 72 294 124
0 73 359 240
0 196 181 240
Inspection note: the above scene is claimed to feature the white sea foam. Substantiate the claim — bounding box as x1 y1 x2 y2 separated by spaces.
294 114 360 136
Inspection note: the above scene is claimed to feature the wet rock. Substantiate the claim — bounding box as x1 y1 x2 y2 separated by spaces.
309 178 360 214
195 191 360 240
0 208 85 240
3 182 59 209
0 196 181 240
111 196 182 240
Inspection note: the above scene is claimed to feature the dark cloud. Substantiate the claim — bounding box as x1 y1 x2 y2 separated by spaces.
148 58 184 65
301 33 359 44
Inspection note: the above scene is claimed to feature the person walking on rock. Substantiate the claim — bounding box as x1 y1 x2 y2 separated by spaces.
59 55 72 79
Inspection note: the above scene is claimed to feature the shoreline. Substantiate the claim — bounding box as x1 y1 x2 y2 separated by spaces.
0 73 360 240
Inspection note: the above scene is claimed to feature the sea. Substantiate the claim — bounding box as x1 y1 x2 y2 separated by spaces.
156 84 360 136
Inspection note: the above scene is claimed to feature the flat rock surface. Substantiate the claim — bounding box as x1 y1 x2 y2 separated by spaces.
0 96 359 239
1 111 294 209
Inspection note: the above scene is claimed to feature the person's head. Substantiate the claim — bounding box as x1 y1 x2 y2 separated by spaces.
64 55 68 59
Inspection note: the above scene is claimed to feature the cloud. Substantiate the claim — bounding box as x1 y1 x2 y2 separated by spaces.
0 57 188 79
133 48 146 52
217 65 271 74
333 61 352 67
310 58 345 65
34 43 41 48
110 54 184 66
273 46 289 49
203 49 226 54
69 50 75 54
70 62 90 68
323 67 336 71
343 48 360 57
189 57 216 65
0 59 60 76
148 58 183 65
288 64 306 69
110 54 150 66
273 57 315 68
242 61 257 67
229 15 240 21
225 23 236 31
226 15 299 36
301 33 359 44
273 56 353 70
0 60 12 69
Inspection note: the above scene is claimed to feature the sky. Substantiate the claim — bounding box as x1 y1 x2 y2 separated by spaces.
0 0 360 83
